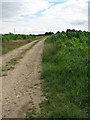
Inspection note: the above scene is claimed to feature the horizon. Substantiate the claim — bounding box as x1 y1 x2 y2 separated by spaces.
1 29 89 36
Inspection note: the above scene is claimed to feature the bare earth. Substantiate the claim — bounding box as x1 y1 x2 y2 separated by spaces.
2 37 46 118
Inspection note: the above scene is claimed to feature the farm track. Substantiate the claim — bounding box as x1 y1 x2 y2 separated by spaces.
2 37 47 118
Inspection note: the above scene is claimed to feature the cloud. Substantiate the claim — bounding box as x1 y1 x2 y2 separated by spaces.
2 0 52 20
71 20 87 26
88 2 90 31
2 2 22 19
1 0 89 34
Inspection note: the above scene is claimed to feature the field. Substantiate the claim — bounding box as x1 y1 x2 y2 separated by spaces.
33 30 88 118
2 33 43 54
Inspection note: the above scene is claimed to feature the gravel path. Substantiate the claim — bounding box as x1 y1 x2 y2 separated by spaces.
2 37 47 118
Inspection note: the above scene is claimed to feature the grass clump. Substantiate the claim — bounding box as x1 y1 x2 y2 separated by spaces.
26 106 36 118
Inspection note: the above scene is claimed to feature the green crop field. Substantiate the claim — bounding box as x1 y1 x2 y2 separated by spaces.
36 30 88 118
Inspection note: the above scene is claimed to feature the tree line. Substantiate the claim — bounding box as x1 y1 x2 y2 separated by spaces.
1 29 89 43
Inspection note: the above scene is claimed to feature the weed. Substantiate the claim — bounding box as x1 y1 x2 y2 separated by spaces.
29 86 33 89
34 83 38 86
26 106 36 118
2 73 7 76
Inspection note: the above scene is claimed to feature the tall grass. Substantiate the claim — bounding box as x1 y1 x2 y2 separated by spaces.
37 30 88 118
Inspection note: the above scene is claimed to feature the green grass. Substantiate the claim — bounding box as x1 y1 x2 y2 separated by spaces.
36 30 88 118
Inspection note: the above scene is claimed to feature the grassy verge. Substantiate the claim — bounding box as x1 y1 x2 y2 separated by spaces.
2 36 43 55
36 31 88 118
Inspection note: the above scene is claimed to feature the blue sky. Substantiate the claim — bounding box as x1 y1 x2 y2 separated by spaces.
1 0 89 34
49 0 68 4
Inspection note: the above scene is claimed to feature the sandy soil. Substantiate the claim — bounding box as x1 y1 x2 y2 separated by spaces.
2 37 47 118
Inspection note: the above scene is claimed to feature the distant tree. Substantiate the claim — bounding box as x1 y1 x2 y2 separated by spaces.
72 29 76 32
45 32 54 35
62 31 65 33
66 29 72 32
56 31 60 34
9 32 13 35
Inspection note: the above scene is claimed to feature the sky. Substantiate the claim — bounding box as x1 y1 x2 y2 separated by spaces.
88 1 90 32
0 0 89 34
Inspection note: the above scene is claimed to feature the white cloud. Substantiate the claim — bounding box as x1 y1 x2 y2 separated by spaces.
1 0 89 34
2 2 22 19
21 0 52 16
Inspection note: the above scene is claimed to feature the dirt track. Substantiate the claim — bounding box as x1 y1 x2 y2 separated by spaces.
2 39 38 66
2 37 46 118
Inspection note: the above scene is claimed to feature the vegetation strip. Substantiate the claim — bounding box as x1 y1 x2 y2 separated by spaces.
2 40 40 76
27 30 88 118
26 84 38 118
